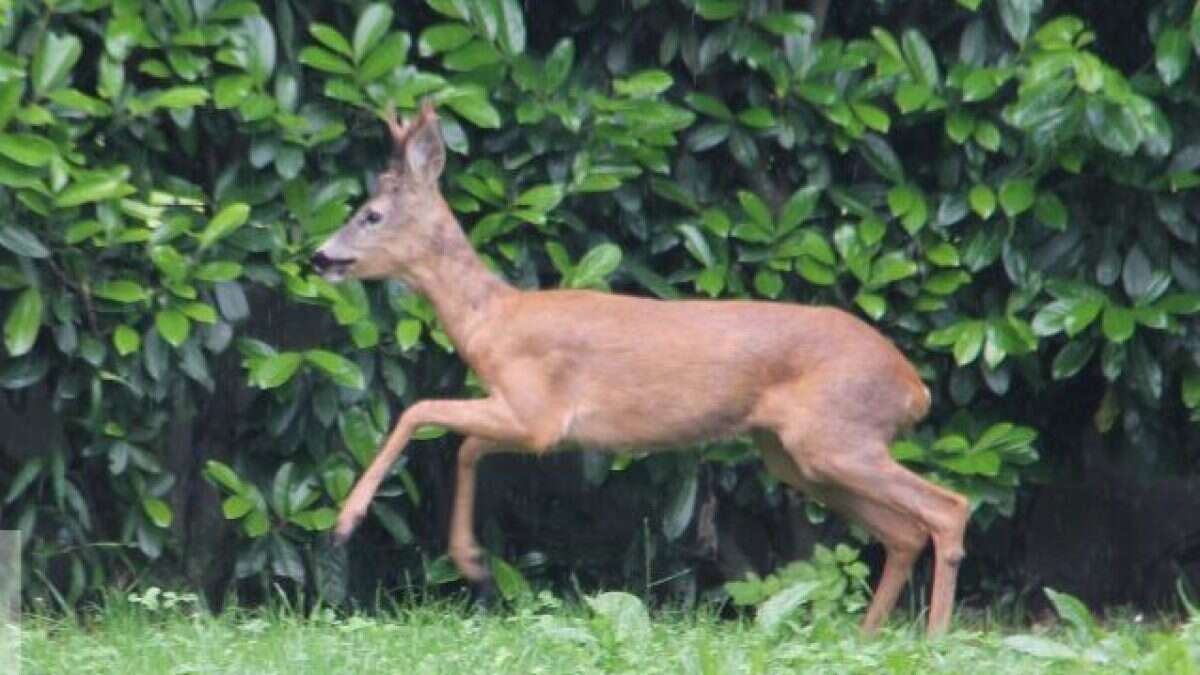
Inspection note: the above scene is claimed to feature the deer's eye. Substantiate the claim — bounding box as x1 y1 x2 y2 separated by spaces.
364 210 383 225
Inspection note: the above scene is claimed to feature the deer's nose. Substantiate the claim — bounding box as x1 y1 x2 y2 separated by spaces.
311 251 332 271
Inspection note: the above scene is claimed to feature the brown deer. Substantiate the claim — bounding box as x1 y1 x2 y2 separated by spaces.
313 101 970 636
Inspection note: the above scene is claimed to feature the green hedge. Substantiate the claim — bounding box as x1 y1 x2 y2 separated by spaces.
0 0 1197 606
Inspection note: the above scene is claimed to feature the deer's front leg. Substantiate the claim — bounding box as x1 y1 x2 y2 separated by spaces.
448 437 499 583
333 396 552 544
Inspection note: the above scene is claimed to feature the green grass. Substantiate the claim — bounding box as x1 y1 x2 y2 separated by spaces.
14 593 1200 674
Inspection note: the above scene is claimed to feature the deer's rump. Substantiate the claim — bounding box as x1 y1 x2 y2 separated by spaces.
484 291 926 450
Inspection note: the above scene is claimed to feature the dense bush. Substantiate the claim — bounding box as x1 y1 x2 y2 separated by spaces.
0 0 1197 609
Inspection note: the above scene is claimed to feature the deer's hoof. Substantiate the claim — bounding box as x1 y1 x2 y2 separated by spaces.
450 545 490 582
471 576 498 611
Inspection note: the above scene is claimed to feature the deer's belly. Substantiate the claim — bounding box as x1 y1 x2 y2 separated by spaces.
559 385 754 450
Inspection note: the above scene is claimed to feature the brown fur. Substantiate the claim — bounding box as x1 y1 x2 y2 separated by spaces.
315 101 969 636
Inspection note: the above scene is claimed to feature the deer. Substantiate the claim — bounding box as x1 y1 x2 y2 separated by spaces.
311 100 970 636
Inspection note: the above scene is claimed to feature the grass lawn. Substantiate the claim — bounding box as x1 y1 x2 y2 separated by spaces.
14 592 1200 674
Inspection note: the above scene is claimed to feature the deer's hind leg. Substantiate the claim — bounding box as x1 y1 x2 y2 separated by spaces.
754 431 928 634
771 413 968 635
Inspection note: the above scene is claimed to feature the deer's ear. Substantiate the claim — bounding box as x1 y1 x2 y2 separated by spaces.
405 115 445 183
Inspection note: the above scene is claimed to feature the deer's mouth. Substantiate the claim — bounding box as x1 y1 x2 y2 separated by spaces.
311 251 356 282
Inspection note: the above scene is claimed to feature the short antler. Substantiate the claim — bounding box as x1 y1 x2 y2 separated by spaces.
383 105 414 146
383 99 438 147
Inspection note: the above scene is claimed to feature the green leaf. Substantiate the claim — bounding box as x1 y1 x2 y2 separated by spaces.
1122 245 1169 305
754 268 783 298
586 592 652 644
182 302 217 324
755 581 820 634
779 186 820 230
249 352 302 389
0 133 57 167
738 107 777 130
359 32 411 81
568 243 622 289
353 3 394 63
997 0 1039 44
204 460 245 494
0 80 24 129
684 93 734 121
927 242 960 267
974 121 1001 151
113 324 140 355
241 15 276 84
895 82 931 113
544 38 575 90
513 185 564 214
693 0 741 20
199 203 250 250
155 310 190 347
195 262 242 283
4 287 42 357
305 349 366 389
142 497 173 528
496 0 526 55
855 291 886 320
1034 193 1067 230
490 555 531 601
32 32 82 95
998 178 1035 218
444 91 501 128
1063 297 1104 337
5 458 42 504
1033 16 1084 50
756 12 814 36
945 110 974 144
901 29 940 86
796 258 835 286
93 280 147 303
419 23 474 57
851 102 890 133
1044 588 1097 639
938 450 1001 476
1087 99 1141 156
962 69 998 102
299 46 355 75
1102 304 1134 343
148 86 210 109
372 502 414 544
737 190 773 229
1052 339 1095 380
613 70 673 98
310 23 353 57
1156 28 1191 86
214 74 253 107
443 39 502 71
395 318 422 350
0 225 50 258
857 134 904 182
887 184 916 219
55 174 134 207
870 252 919 288
953 320 985 366
222 494 254 519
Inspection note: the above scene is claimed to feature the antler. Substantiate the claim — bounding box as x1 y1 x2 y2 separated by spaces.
383 105 415 146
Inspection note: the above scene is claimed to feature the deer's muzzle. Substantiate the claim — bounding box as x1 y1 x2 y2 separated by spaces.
311 250 355 280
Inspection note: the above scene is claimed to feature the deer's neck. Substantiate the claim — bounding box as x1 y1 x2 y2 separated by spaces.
402 210 514 356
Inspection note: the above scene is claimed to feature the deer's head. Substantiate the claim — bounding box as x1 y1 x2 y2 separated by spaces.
312 100 448 282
